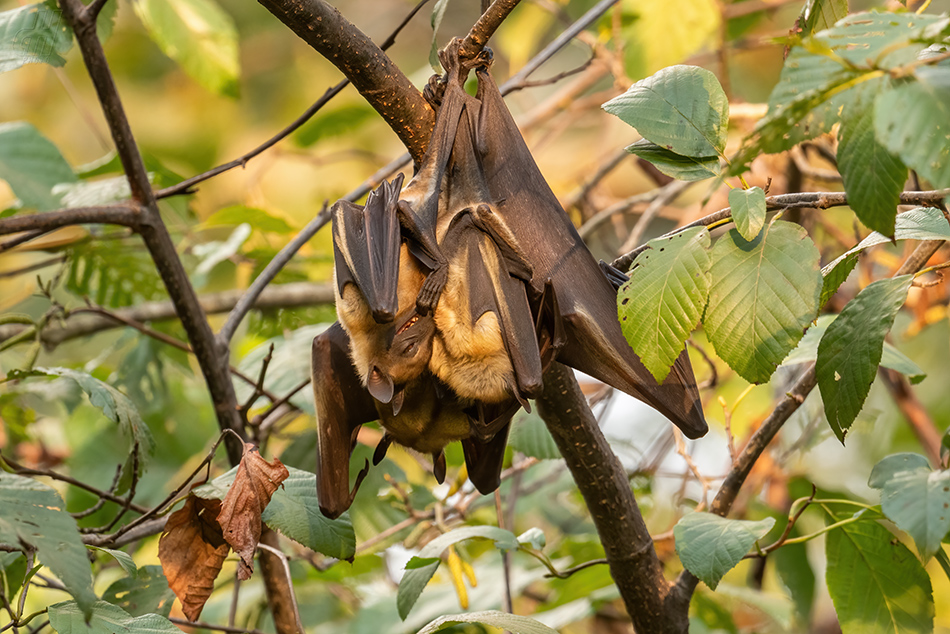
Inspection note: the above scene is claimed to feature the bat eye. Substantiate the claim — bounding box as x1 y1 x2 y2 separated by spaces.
404 342 415 354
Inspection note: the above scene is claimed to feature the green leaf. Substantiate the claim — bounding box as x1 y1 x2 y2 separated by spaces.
819 12 949 68
773 541 815 625
35 367 155 470
798 0 848 36
784 315 926 383
0 1 72 73
428 0 451 72
826 519 934 634
50 600 182 634
618 226 711 382
674 512 776 590
398 526 518 619
704 220 822 384
838 100 906 237
0 121 76 210
204 205 294 234
820 206 950 303
101 565 175 618
729 187 766 241
259 466 356 560
89 546 137 577
624 139 719 181
417 610 559 634
877 465 950 561
875 66 950 189
0 474 95 618
816 275 912 441
517 527 546 550
132 0 239 97
508 410 560 460
0 552 27 602
603 65 728 157
869 453 932 489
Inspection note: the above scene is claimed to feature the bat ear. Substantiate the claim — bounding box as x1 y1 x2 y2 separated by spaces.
367 366 395 403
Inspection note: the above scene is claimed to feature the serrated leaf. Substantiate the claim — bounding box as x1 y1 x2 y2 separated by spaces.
398 526 518 619
674 512 776 590
618 226 710 382
417 610 559 634
816 275 912 441
826 519 934 634
875 66 950 189
820 206 950 303
784 315 926 383
838 100 906 237
0 1 72 73
0 474 95 618
508 410 560 460
625 139 719 181
35 367 155 469
705 220 822 384
204 205 295 234
89 546 137 577
259 467 356 560
50 600 182 634
729 187 766 241
102 565 175 617
0 121 76 210
603 65 728 157
879 467 950 561
132 0 239 97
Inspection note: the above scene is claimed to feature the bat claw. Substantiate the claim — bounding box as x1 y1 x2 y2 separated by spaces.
416 267 448 314
432 451 446 484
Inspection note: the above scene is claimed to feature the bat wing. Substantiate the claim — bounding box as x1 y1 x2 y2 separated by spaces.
472 63 708 439
331 175 404 323
312 322 379 519
461 421 512 494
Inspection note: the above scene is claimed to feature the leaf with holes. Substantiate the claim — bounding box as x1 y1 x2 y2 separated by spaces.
618 226 710 382
729 187 767 241
603 65 728 157
798 0 848 36
704 220 822 384
0 121 76 210
625 139 719 181
816 275 912 441
0 1 72 73
869 456 950 561
674 512 776 590
132 0 239 96
875 67 950 189
826 518 934 634
0 474 95 619
102 565 176 618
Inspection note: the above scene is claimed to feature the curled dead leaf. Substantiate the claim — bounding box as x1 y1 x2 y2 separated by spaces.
218 443 289 580
158 495 229 621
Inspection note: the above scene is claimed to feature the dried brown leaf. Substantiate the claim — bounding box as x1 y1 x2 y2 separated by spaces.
158 495 229 621
218 443 289 580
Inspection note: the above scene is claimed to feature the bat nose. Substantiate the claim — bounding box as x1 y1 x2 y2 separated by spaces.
370 305 396 324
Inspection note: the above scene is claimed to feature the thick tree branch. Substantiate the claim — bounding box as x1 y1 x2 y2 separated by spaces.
536 363 688 634
256 0 434 162
58 0 246 465
459 0 522 59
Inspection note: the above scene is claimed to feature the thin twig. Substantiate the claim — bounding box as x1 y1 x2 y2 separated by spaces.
167 618 266 634
0 204 140 237
617 180 694 254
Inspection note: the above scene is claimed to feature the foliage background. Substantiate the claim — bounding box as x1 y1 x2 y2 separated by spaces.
2 0 950 632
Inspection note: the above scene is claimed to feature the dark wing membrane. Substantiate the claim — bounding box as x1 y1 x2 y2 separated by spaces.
461 422 512 494
311 322 379 519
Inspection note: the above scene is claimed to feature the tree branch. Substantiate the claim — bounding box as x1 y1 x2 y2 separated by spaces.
58 0 246 465
459 0 522 59
612 188 950 271
0 204 140 236
255 0 434 162
536 363 688 634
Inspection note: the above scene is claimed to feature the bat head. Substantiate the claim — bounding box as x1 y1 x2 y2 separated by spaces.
366 309 436 411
